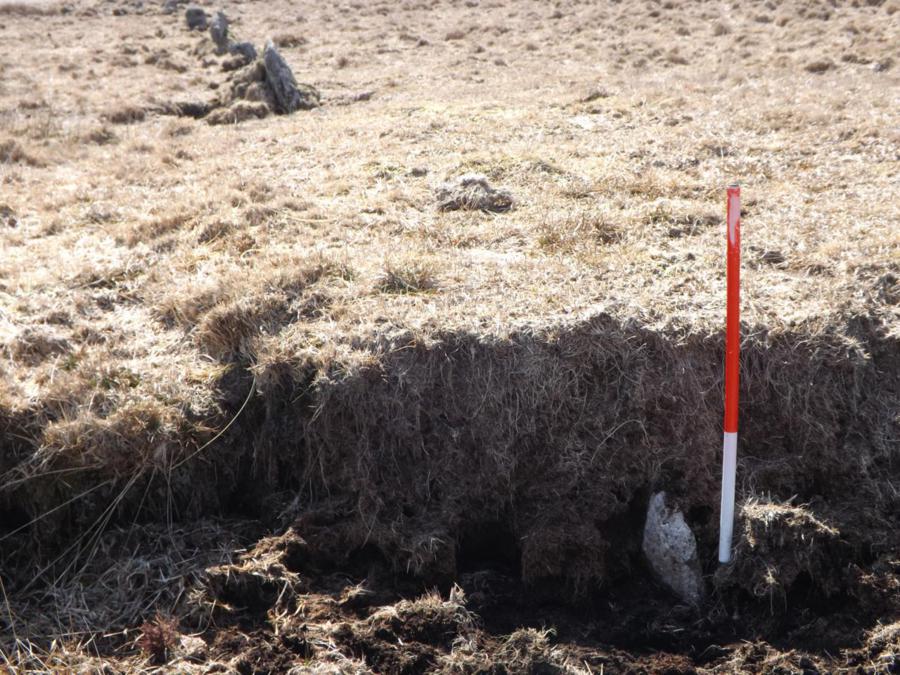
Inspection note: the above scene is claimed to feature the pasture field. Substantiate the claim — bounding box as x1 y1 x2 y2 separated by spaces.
0 0 898 671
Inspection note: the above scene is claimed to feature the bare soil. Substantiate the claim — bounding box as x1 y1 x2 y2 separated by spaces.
1 0 898 672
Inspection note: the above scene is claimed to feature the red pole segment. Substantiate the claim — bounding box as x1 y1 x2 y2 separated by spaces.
724 185 741 434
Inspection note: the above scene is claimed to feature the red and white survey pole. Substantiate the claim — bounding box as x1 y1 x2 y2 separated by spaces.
719 184 741 564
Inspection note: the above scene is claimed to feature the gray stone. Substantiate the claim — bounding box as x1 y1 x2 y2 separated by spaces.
262 40 320 113
209 10 229 54
162 0 186 14
184 5 207 30
642 492 704 605
228 41 257 62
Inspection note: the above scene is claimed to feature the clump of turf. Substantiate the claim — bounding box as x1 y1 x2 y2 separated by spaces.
368 587 474 648
436 173 513 212
714 498 847 600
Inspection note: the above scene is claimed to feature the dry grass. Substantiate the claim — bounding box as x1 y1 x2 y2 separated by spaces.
0 1 60 15
0 520 249 672
0 0 898 670
0 139 45 167
376 257 437 294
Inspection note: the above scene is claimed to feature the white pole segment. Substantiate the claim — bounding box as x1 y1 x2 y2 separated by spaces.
718 431 738 563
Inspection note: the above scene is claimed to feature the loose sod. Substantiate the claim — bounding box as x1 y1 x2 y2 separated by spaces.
719 184 741 564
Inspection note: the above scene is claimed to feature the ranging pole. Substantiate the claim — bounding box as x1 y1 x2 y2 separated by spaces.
719 184 741 564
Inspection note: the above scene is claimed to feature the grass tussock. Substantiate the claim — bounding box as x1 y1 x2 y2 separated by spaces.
83 125 119 145
102 105 147 125
0 139 45 167
195 295 286 359
2 326 70 366
120 212 195 247
536 208 622 254
376 259 436 293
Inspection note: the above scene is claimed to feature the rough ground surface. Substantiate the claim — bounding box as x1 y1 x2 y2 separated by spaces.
0 0 898 672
